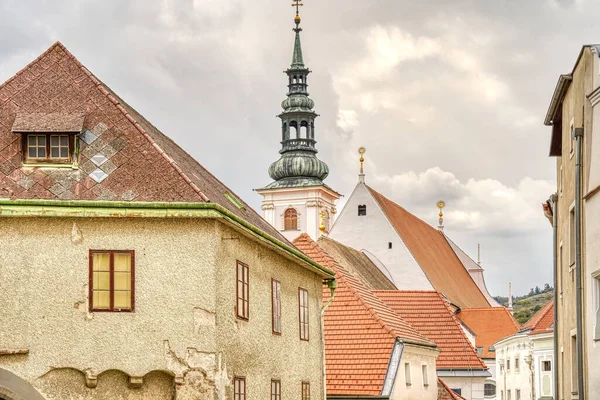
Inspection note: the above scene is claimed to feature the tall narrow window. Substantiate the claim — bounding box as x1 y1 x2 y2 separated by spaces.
404 363 411 385
299 288 309 340
358 205 367 216
594 272 600 339
421 365 428 386
570 207 576 266
271 380 281 400
234 377 246 400
571 334 578 395
284 208 298 230
302 382 310 400
507 359 511 372
272 279 282 334
516 389 521 400
507 389 511 400
236 261 249 320
89 250 134 312
515 357 520 372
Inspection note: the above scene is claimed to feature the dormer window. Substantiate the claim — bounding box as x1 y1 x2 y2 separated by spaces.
25 133 72 163
12 111 84 165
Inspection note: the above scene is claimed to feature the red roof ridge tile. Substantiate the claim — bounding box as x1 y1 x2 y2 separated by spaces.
49 42 210 202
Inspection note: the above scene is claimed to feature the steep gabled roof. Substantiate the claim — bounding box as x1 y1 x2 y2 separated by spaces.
456 308 520 358
374 290 487 371
366 186 491 309
438 378 467 400
0 42 286 243
522 300 554 335
317 236 396 291
293 233 435 396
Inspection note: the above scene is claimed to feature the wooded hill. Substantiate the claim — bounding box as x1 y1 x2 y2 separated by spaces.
494 285 554 324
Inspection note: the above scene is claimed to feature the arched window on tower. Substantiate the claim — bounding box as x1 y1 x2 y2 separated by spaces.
289 121 299 139
300 121 309 139
284 208 298 231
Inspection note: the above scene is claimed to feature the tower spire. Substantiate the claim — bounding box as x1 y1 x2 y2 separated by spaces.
291 1 305 68
358 147 366 183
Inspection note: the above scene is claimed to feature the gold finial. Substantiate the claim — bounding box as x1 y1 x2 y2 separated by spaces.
359 146 366 170
437 200 445 232
319 210 326 235
292 0 303 25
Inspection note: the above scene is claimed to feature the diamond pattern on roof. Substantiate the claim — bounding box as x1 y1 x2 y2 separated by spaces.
90 154 108 166
89 168 108 183
80 130 98 145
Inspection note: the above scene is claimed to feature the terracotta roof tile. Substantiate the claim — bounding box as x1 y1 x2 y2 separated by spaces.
456 308 520 358
293 233 435 396
374 290 487 370
438 378 467 400
0 42 287 244
523 300 554 335
366 186 491 309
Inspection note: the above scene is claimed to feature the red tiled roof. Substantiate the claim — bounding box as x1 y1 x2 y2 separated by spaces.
367 186 491 309
0 42 286 243
523 300 554 335
457 308 520 358
293 233 435 396
438 378 467 400
374 290 487 370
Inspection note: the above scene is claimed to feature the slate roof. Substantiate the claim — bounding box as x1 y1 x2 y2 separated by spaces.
0 42 286 243
522 300 554 335
366 186 491 309
456 308 520 358
373 290 487 371
293 233 435 397
317 236 396 291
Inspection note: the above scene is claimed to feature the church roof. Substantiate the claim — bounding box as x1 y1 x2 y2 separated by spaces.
373 290 487 371
0 42 287 244
456 307 520 358
317 236 396 291
293 233 435 397
366 186 492 309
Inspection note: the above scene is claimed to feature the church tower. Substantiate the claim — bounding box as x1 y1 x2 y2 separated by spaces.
256 4 340 242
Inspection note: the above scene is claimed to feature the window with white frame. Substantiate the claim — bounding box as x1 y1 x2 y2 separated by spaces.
404 363 411 386
421 365 428 387
594 271 600 340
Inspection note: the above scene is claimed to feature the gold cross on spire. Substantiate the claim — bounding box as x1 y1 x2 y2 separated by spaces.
291 0 303 25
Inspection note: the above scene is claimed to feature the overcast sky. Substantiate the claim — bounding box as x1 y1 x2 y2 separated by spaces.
2 0 595 296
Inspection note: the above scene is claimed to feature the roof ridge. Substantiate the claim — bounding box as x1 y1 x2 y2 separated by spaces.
55 43 210 202
524 300 554 330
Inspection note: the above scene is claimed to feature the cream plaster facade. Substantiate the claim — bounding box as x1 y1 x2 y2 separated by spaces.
495 332 554 400
257 186 339 242
547 45 600 400
390 345 439 400
0 216 328 399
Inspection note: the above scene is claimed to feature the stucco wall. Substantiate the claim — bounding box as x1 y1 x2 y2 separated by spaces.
0 217 325 399
440 377 485 400
391 345 438 400
329 183 432 290
495 335 534 400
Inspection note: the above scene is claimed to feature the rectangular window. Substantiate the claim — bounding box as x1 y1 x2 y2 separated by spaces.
542 360 552 372
421 365 428 386
516 389 521 400
299 288 309 340
507 359 511 372
559 243 564 304
271 380 281 400
236 261 249 320
272 279 282 334
302 382 310 400
571 334 578 395
89 250 134 312
515 357 520 372
25 133 72 163
501 390 504 400
234 377 246 400
559 166 563 196
404 363 411 386
507 389 511 400
594 271 600 339
358 205 367 216
452 388 462 396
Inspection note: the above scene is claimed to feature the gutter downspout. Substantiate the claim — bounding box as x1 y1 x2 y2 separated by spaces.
574 127 585 400
321 279 337 400
549 194 559 399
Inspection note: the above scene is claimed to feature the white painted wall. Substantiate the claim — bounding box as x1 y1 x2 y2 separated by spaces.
441 376 486 400
328 183 433 290
391 345 438 400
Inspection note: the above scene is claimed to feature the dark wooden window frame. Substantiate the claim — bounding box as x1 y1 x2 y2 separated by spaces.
284 208 298 231
358 204 367 216
22 132 75 164
299 288 309 341
302 381 310 400
271 379 281 400
89 250 135 312
272 279 282 335
234 376 246 400
236 261 249 320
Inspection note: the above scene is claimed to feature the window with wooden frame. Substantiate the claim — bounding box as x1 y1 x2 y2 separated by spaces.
284 208 298 230
301 382 310 400
234 377 246 400
299 288 309 340
271 380 281 400
24 133 73 163
89 250 134 312
272 279 282 334
236 261 249 320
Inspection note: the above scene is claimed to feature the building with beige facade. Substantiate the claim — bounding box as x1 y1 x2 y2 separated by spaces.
544 44 600 400
0 38 335 399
